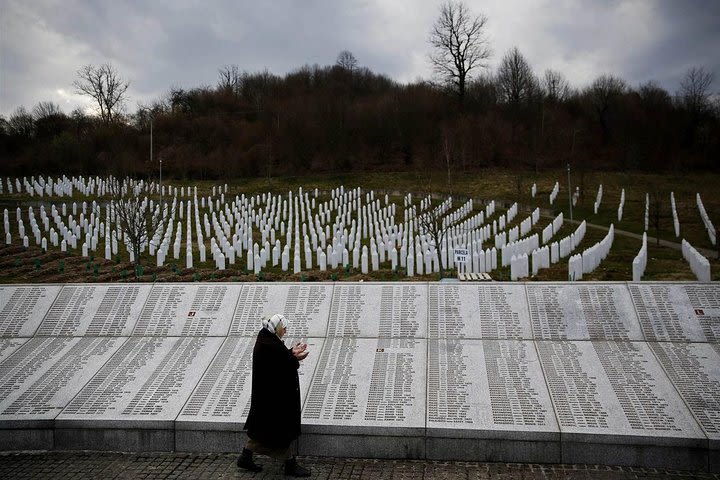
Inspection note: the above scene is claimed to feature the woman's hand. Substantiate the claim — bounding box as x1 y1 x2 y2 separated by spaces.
292 342 309 360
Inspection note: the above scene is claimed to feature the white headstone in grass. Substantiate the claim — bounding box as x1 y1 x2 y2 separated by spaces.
272 242 280 266
510 254 525 280
330 247 338 269
281 247 289 271
474 250 484 273
550 241 559 264
531 249 539 276
253 253 262 275
413 249 422 275
419 246 429 272
390 247 398 270
568 253 582 281
360 245 368 274
670 192 680 237
681 239 710 282
317 248 327 272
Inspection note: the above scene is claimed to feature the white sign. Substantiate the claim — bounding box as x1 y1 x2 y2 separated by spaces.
454 248 469 264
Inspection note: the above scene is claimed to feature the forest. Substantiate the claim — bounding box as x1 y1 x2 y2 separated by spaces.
1 52 718 180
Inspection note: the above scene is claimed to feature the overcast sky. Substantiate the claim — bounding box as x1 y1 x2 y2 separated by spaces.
2 0 719 117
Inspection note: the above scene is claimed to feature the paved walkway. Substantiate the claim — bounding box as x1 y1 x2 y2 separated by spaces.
0 452 717 479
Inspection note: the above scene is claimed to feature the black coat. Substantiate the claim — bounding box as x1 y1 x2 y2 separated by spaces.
244 328 301 448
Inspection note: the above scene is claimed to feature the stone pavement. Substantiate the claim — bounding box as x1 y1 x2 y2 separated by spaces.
1 452 718 479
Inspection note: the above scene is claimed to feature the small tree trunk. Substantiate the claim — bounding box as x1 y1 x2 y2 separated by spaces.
134 242 142 267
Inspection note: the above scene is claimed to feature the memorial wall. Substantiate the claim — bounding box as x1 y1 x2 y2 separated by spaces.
0 282 718 471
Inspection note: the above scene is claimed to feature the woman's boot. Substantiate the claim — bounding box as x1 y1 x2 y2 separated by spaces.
237 448 262 472
284 456 311 477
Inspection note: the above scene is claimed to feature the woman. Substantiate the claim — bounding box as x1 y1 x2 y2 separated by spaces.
238 313 311 477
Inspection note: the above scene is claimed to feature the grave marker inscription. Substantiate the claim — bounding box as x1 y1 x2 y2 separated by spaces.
230 284 331 337
327 284 426 338
134 285 240 336
428 284 532 339
630 283 720 342
0 285 61 336
38 285 151 336
527 284 642 340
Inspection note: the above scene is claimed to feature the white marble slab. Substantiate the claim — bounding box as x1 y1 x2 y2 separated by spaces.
536 340 704 442
0 337 126 420
327 283 427 338
0 338 28 363
37 285 151 336
0 285 61 337
0 338 79 407
302 337 426 434
630 283 720 342
526 283 643 340
428 284 532 339
176 336 323 427
650 342 720 440
230 284 332 337
133 285 241 336
57 337 223 427
427 339 557 438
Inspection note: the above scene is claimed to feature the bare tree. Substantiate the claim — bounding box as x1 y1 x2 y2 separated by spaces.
217 64 242 95
417 201 451 279
73 63 130 125
496 47 537 140
638 81 672 108
496 47 537 105
679 66 714 115
8 106 35 138
336 50 358 72
109 177 171 269
648 191 672 247
429 1 491 107
678 66 714 148
586 74 627 145
543 69 570 103
168 86 191 113
32 101 62 120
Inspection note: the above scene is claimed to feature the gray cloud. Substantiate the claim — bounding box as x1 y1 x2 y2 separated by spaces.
2 0 718 117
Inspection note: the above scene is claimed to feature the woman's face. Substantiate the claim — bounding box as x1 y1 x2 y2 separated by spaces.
276 324 286 338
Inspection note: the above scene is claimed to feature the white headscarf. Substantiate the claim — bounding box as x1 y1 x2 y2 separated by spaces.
262 313 288 335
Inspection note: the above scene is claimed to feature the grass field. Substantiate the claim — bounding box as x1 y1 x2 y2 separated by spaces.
1 168 718 283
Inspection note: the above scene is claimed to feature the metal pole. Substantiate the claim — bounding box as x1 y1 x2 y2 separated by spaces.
153 119 162 207
567 162 573 221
